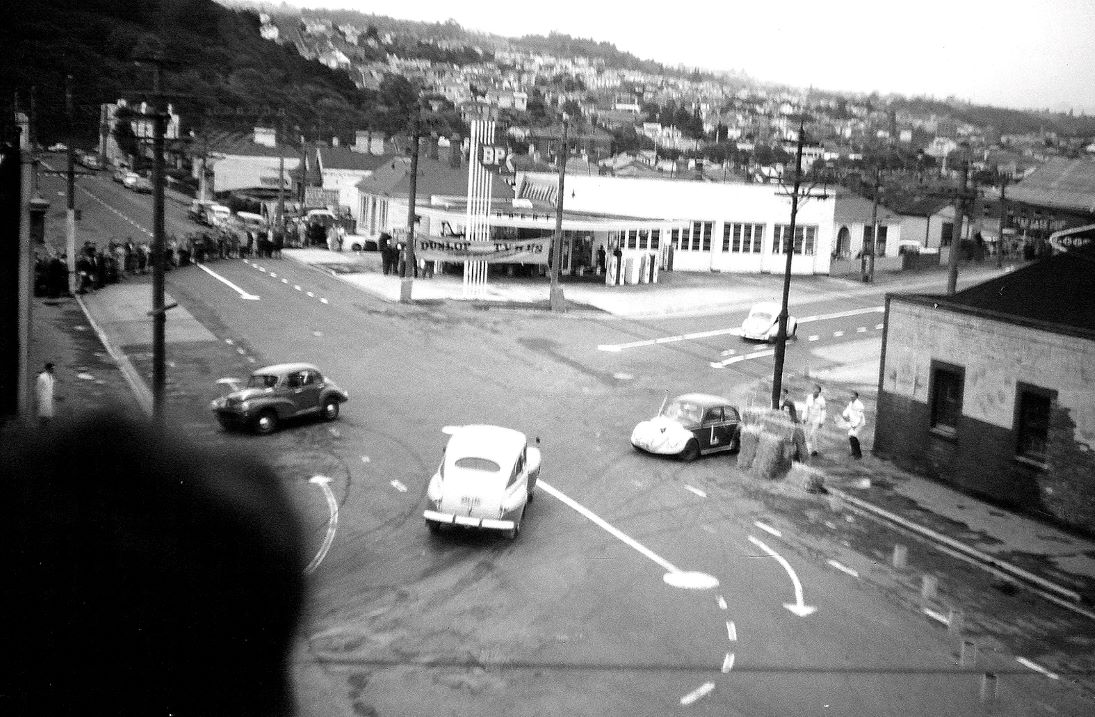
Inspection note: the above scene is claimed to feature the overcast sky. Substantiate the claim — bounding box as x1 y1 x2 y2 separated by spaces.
279 0 1094 113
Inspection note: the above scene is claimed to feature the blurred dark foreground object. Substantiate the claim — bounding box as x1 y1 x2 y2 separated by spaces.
0 411 305 716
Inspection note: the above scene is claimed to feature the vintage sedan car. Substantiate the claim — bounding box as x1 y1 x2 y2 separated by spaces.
741 301 798 342
131 176 153 194
210 363 349 435
424 425 541 539
631 393 741 461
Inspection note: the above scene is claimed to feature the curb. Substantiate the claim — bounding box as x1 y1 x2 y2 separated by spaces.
828 486 1086 607
75 294 153 417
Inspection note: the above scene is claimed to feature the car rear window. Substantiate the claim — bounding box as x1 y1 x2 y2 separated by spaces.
453 457 501 473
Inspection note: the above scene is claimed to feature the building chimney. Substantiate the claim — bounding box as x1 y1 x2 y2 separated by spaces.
370 135 385 155
253 126 277 148
354 130 369 153
332 136 340 148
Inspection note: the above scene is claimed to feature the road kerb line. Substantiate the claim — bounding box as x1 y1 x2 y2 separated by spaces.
1016 657 1060 680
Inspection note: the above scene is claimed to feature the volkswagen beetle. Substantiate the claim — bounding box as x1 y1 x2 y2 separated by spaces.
424 425 541 540
211 363 349 434
741 301 798 341
631 393 741 461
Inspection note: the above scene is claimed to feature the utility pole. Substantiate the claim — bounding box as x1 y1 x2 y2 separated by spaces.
947 145 970 295
401 101 421 302
862 166 881 283
771 118 814 409
549 114 568 312
148 61 170 423
65 75 77 296
997 173 1009 269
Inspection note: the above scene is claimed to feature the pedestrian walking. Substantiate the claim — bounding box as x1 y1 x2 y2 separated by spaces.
779 388 798 423
36 362 56 425
841 391 866 459
803 383 827 457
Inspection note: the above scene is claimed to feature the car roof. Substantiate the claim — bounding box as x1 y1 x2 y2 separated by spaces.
749 302 781 313
445 424 527 464
252 363 321 376
672 393 734 408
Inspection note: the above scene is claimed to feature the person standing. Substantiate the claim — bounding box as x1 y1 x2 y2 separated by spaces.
36 362 56 425
842 391 866 459
779 387 798 423
803 383 827 457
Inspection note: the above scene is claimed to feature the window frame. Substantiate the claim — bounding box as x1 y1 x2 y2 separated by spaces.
1013 382 1055 467
928 360 964 438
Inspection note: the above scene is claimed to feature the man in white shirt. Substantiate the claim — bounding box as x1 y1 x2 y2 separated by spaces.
36 362 56 424
803 384 827 456
842 391 867 459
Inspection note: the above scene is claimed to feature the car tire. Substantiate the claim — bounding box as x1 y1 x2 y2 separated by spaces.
426 519 441 534
350 242 361 252
322 399 340 421
506 508 524 540
254 409 278 435
216 416 233 432
680 439 700 462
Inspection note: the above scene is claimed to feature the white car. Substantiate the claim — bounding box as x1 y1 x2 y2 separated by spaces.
424 425 541 539
741 301 797 341
631 393 741 461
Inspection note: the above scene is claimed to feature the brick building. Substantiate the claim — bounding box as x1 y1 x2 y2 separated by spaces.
874 250 1095 532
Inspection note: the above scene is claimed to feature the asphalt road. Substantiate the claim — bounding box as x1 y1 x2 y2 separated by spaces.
40 165 1092 716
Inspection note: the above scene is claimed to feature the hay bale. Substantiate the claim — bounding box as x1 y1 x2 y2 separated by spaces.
737 424 762 470
789 462 826 493
750 431 789 480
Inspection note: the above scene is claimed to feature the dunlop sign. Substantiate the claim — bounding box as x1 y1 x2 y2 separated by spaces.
415 236 549 264
477 144 514 174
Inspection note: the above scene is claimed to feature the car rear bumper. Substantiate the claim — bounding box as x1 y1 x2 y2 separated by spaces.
423 510 515 531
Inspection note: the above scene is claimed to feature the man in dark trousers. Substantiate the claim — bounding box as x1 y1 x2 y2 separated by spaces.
379 232 392 275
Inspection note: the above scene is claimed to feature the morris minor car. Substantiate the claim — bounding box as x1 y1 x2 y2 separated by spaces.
211 363 349 435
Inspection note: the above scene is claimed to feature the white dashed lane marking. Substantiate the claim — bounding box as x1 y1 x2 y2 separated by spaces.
826 559 859 578
1016 657 1060 680
684 485 707 498
833 330 844 337
680 682 714 706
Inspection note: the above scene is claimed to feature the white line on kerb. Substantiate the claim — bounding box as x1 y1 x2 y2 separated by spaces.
1016 657 1060 680
710 348 774 368
797 306 884 323
753 520 782 538
680 682 715 706
684 485 707 498
826 559 859 578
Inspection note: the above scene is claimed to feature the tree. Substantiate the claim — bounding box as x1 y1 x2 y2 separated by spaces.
111 107 141 165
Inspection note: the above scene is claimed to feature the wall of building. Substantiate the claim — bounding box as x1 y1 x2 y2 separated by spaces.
322 169 372 221
211 155 299 193
519 173 836 275
875 297 1095 529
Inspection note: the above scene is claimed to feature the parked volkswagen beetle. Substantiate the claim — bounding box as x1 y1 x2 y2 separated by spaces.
631 393 741 461
741 301 798 341
424 425 541 540
211 363 349 434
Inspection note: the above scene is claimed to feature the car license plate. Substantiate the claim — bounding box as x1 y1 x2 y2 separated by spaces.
459 496 481 507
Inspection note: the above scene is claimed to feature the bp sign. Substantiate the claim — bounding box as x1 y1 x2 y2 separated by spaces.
477 144 514 174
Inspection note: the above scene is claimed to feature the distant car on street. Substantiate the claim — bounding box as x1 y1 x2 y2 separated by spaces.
210 363 349 435
631 393 741 461
47 143 67 152
122 171 141 190
112 166 130 184
132 176 153 193
188 199 215 223
424 424 541 539
741 301 798 342
202 203 232 227
79 153 102 170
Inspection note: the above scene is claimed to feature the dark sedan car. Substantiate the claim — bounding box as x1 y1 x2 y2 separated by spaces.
211 363 349 434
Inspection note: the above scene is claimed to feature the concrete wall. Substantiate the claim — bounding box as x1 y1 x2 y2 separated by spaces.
322 169 372 222
211 155 299 193
519 173 836 275
875 297 1095 529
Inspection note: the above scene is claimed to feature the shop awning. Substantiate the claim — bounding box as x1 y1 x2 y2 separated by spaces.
413 199 687 232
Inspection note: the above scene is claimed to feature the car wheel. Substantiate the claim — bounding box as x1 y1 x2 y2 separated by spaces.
350 242 362 252
506 508 524 540
322 399 340 421
729 432 741 454
216 417 233 432
426 518 441 534
680 439 700 462
254 410 278 435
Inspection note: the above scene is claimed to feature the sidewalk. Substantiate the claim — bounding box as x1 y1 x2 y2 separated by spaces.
284 247 1020 319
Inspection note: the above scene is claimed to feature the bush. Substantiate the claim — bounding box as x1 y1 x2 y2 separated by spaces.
751 431 789 480
737 424 762 470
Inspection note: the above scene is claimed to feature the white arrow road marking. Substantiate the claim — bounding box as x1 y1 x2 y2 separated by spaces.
748 534 817 617
797 306 884 323
390 480 407 492
680 682 715 705
726 621 737 641
721 652 736 673
538 480 718 590
1016 657 1060 680
710 348 774 368
684 485 707 498
196 264 260 300
306 475 338 575
598 327 743 352
826 559 859 578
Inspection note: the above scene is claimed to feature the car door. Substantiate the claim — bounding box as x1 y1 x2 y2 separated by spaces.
717 405 740 450
698 406 725 452
287 370 322 414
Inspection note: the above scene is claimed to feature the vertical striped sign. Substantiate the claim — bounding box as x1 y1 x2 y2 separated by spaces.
463 119 495 298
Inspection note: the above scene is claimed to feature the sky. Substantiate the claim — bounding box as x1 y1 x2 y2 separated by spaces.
276 0 1095 114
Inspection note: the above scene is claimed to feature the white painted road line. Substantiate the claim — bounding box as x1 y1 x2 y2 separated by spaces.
922 607 949 625
320 298 329 304
390 480 408 493
305 476 338 575
726 621 737 641
753 520 782 538
196 263 260 300
306 291 315 297
826 559 859 578
710 348 774 368
748 534 817 616
684 485 707 498
538 479 718 590
856 326 868 333
797 306 884 323
294 284 302 291
808 335 820 341
717 596 727 610
680 682 715 706
721 652 736 673
270 272 277 278
598 326 742 352
833 330 844 337
875 323 884 330
282 278 289 283
1016 657 1060 680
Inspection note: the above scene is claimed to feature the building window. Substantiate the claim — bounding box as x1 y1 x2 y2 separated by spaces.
1015 383 1055 465
876 225 888 256
772 225 816 255
722 223 732 252
650 229 660 250
728 223 764 253
701 221 712 251
929 361 964 437
627 230 638 249
638 229 649 250
671 228 680 249
941 222 954 247
689 221 712 252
